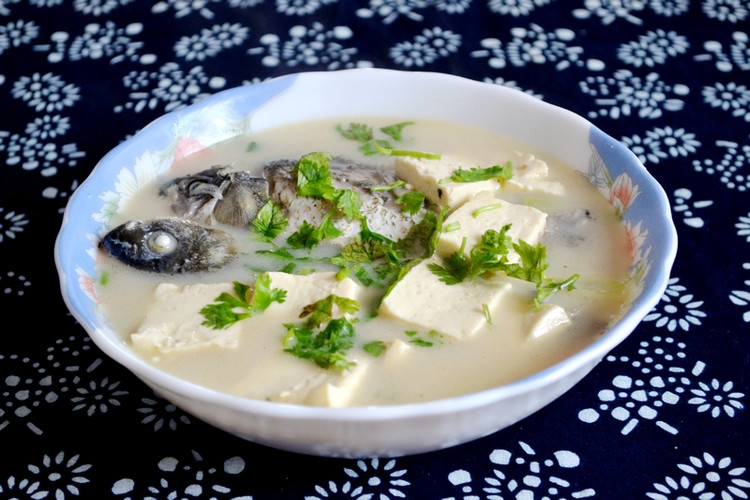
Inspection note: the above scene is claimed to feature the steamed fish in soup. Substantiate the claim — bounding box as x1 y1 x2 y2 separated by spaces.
95 119 634 407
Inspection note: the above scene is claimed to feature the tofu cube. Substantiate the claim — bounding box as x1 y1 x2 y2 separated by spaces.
526 303 571 339
379 259 512 338
131 282 242 355
506 151 565 196
264 271 366 318
437 190 548 263
303 361 371 407
394 155 501 209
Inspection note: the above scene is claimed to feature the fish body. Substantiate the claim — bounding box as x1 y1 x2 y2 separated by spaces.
159 166 269 227
263 157 424 243
99 218 236 274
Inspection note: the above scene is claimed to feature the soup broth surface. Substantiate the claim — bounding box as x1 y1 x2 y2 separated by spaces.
96 118 633 407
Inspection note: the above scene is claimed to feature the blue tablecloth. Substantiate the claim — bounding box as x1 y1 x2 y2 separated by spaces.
2 2 748 498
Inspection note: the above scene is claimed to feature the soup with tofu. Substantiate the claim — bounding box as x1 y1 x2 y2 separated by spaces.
95 118 635 407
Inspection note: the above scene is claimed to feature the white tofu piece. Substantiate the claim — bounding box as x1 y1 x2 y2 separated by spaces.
263 271 366 318
131 282 242 355
232 353 371 408
526 303 571 339
394 155 501 209
506 151 565 196
303 361 371 407
436 190 548 263
379 259 512 338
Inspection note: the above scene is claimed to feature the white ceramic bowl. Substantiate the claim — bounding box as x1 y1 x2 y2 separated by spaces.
55 69 677 458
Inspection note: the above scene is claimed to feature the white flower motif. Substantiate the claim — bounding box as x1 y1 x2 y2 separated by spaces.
0 208 29 242
151 0 223 19
580 69 688 119
355 0 430 24
692 140 750 192
73 0 135 16
435 0 472 14
643 277 706 331
0 20 40 54
688 379 745 417
487 0 550 16
1 270 31 296
25 114 70 140
672 188 713 228
478 442 594 498
138 395 192 431
702 81 750 121
174 23 248 60
390 39 437 67
729 262 750 322
648 453 750 499
702 0 749 23
0 475 50 498
650 0 689 16
111 452 247 499
279 23 357 70
11 72 81 112
342 458 410 498
276 0 336 16
572 0 646 25
71 377 128 416
25 452 92 498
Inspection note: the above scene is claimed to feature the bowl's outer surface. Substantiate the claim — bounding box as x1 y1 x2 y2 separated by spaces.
55 68 677 457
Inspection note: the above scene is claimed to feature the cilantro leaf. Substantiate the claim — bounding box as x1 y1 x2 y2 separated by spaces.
283 294 361 370
286 211 343 249
363 340 387 357
200 278 287 329
427 226 579 308
328 188 362 220
294 152 336 198
299 294 360 329
445 162 514 183
336 123 372 143
252 200 288 241
395 190 426 215
284 318 356 370
380 121 414 141
336 121 432 157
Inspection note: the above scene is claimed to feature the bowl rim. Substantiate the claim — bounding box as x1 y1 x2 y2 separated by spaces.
55 68 678 423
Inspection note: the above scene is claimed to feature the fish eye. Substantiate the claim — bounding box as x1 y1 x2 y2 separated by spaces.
147 231 177 255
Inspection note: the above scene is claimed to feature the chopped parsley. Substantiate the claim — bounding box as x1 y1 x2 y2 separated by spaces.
428 225 579 308
443 162 514 183
283 294 360 370
405 329 442 347
252 200 288 241
395 190 426 215
286 211 343 249
337 121 414 156
200 276 287 329
363 340 387 357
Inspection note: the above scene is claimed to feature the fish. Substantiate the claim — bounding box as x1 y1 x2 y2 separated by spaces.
263 156 425 243
99 218 236 274
158 166 269 227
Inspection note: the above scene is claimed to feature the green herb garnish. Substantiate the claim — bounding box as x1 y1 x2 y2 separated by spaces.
395 190 426 215
283 294 360 370
201 276 287 329
443 162 514 183
363 340 387 357
252 200 288 241
428 225 579 308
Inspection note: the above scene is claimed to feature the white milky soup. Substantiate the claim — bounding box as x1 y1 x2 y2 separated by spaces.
95 118 634 407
